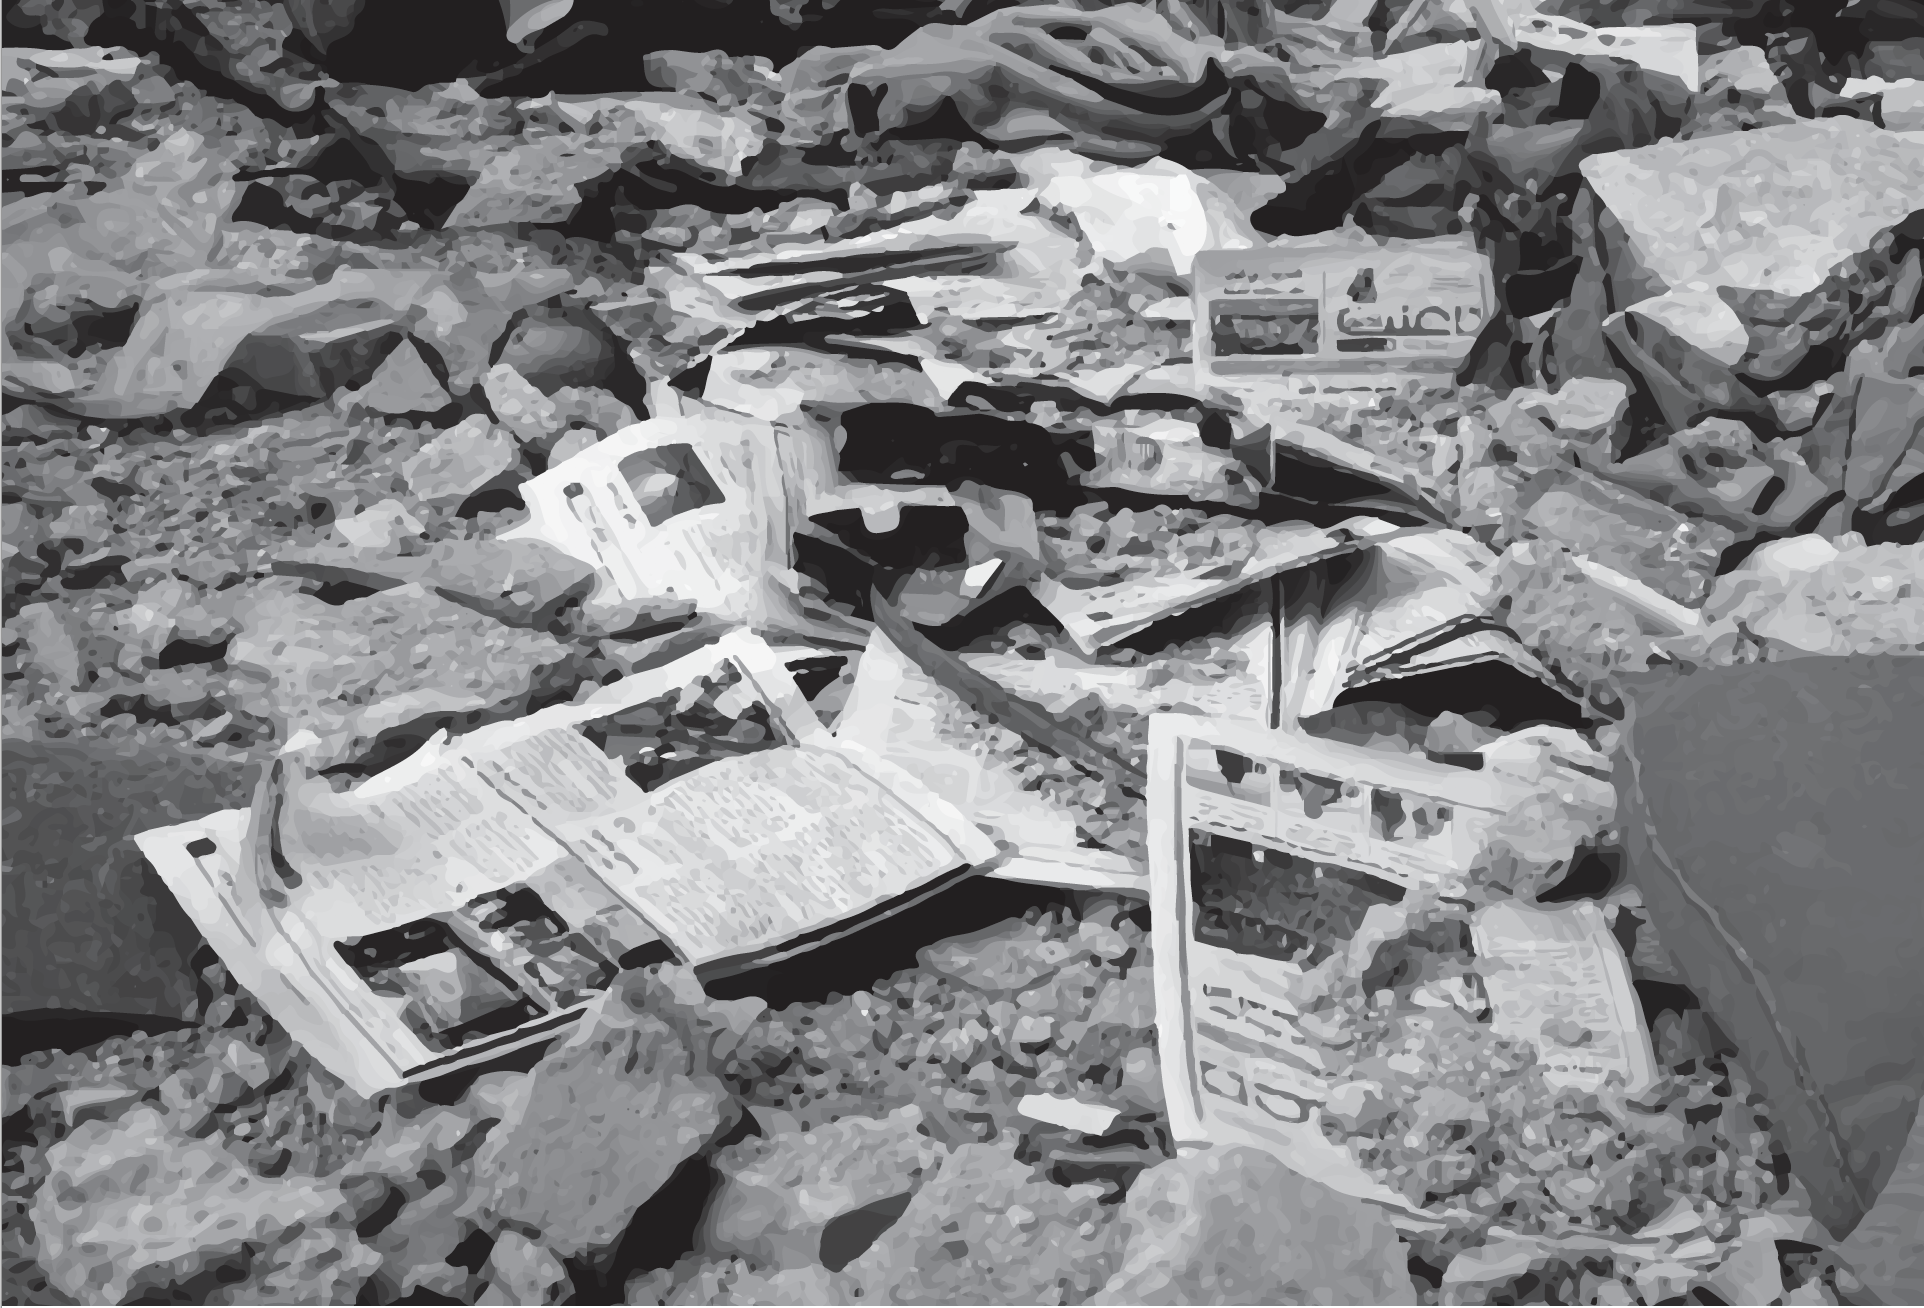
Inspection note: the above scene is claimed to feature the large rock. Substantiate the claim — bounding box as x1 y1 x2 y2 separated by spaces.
1581 119 1924 305
400 415 523 507
1093 1146 1418 1305
32 1103 360 1304
2 727 244 1020
840 1141 1122 1303
226 580 578 765
471 968 741 1262
344 336 450 415
701 1105 945 1271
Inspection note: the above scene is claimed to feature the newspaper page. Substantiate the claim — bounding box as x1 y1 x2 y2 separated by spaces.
1033 514 1411 655
1075 413 1269 508
1193 236 1494 401
137 633 995 1095
505 411 791 629
1471 898 1659 1094
837 627 1146 895
1149 713 1516 1218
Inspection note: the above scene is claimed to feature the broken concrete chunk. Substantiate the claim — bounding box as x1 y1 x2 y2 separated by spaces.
227 581 575 765
344 337 450 415
173 0 337 111
841 1142 1122 1303
333 499 429 552
482 364 565 447
1606 417 1832 535
445 135 641 228
546 386 639 438
496 309 626 394
11 600 88 694
1518 466 1736 605
477 1231 570 1306
473 970 740 1262
325 81 521 182
401 415 523 506
1581 119 1924 302
1770 382 1836 435
1094 1145 1417 1305
703 1105 945 1271
919 918 1070 998
33 1104 356 1304
1702 535 1924 656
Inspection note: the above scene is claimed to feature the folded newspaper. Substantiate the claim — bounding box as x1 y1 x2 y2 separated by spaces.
1033 513 1412 655
1193 235 1495 401
837 627 1147 894
136 631 996 1097
505 407 830 636
1148 714 1649 1220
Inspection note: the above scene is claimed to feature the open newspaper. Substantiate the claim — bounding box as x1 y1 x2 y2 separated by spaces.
1148 714 1649 1220
136 631 995 1097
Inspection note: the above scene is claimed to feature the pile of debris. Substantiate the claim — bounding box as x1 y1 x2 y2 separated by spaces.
4 0 1922 1302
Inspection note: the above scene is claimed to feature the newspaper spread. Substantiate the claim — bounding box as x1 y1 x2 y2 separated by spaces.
1149 713 1529 1219
1193 236 1495 399
1033 515 1412 655
1471 899 1659 1094
837 628 1145 894
504 410 801 631
136 631 996 1097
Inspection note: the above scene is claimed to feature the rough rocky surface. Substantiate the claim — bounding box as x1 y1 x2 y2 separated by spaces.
1093 1145 1419 1305
472 969 743 1263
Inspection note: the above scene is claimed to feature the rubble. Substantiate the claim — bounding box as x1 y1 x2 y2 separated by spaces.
1095 1145 1418 1304
8 0 1924 1301
472 969 742 1262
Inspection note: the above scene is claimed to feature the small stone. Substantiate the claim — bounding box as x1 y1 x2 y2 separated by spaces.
401 415 523 506
333 500 429 552
483 364 565 448
920 919 1066 998
11 601 87 692
1095 1145 1417 1305
1770 382 1836 435
548 386 641 439
347 337 450 415
549 427 602 465
1012 1014 1055 1049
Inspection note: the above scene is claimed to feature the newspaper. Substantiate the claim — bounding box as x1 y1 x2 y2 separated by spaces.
1471 898 1658 1094
1033 515 1412 655
837 628 1146 895
136 631 996 1097
1075 413 1270 508
504 409 804 632
1149 713 1538 1220
1274 533 1579 722
1193 236 1495 400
